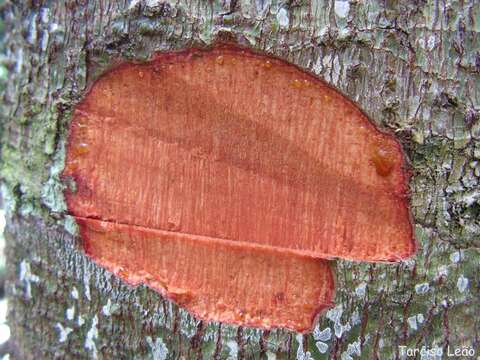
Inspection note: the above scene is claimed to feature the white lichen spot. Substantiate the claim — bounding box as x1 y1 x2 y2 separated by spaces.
314 327 330 355
415 282 430 294
64 216 79 236
49 22 60 33
78 315 85 326
321 53 333 73
28 13 38 45
340 352 353 360
66 306 75 321
326 305 343 323
461 191 480 207
146 336 168 360
40 29 49 52
313 326 331 341
334 1 350 18
408 314 425 331
412 129 425 144
427 35 436 51
40 7 50 23
347 341 361 356
312 56 323 75
41 174 66 209
276 8 289 29
450 251 462 263
15 48 24 74
296 334 313 360
407 315 418 331
55 323 73 343
0 323 10 346
326 305 351 338
0 299 7 324
355 282 367 297
85 315 98 360
457 275 469 293
1 185 16 214
316 341 329 354
71 287 79 300
330 56 341 84
266 351 277 360
326 305 350 338
334 322 344 338
128 0 142 9
227 340 238 360
83 272 91 301
19 260 40 299
436 265 449 278
402 258 416 269
350 310 361 326
145 0 164 7
0 210 5 236
102 299 112 316
255 0 271 17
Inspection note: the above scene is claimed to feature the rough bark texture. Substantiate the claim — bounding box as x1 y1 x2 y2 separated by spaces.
0 0 479 359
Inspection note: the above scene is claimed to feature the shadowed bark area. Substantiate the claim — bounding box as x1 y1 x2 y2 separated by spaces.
0 1 479 359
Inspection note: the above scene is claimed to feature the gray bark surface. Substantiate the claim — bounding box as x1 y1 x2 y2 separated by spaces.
0 0 479 359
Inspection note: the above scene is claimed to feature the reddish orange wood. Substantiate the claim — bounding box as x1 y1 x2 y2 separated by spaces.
78 217 334 332
64 46 414 262
63 45 416 331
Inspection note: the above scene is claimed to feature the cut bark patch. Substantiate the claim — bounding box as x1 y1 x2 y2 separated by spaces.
78 217 334 332
63 45 415 331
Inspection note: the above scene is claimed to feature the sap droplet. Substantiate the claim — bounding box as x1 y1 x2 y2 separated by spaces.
371 143 395 177
216 56 224 65
170 289 193 305
291 79 302 89
291 79 311 89
234 309 246 321
73 143 90 156
261 60 272 69
76 116 89 128
65 160 79 174
303 304 314 311
216 301 227 311
117 267 129 278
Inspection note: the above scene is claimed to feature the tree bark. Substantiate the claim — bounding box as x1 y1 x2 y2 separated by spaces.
1 1 479 359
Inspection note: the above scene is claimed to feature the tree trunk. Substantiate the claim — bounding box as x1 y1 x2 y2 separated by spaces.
1 1 478 359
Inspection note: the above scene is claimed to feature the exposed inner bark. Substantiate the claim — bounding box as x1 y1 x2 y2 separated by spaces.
78 217 335 332
63 45 414 331
65 46 414 261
